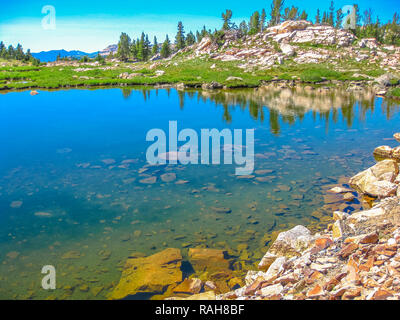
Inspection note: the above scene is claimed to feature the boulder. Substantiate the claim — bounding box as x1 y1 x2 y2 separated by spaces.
268 20 312 34
202 82 223 90
188 248 230 273
280 43 295 56
349 159 399 197
373 146 393 159
359 38 379 49
226 76 243 81
394 133 400 143
258 225 313 270
110 248 182 299
375 73 399 87
172 278 202 295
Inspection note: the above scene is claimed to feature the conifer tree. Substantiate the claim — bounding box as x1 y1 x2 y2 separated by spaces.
249 11 260 34
270 0 285 26
260 9 267 31
222 9 233 30
117 32 131 61
335 9 343 28
175 21 186 50
160 35 171 58
152 36 159 56
186 31 196 46
316 9 321 24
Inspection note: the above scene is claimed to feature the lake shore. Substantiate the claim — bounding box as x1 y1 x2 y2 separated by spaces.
206 136 400 300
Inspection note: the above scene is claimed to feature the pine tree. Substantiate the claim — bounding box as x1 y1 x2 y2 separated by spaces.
328 1 335 26
322 12 327 24
249 11 260 34
335 9 343 28
300 10 308 21
270 0 285 26
316 9 321 24
175 21 186 50
160 35 171 58
260 9 267 31
239 20 248 35
222 9 233 30
117 32 131 61
186 32 196 46
144 34 151 60
152 36 159 56
131 39 138 59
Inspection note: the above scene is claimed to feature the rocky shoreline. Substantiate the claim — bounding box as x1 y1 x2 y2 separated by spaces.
106 133 400 301
214 133 400 300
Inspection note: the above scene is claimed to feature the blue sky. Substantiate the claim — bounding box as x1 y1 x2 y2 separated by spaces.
0 0 398 53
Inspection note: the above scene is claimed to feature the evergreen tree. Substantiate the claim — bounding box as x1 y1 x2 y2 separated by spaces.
288 6 299 20
196 31 201 42
322 12 327 24
270 0 285 26
316 9 321 24
300 10 308 21
175 21 186 50
328 1 335 26
7 45 15 59
160 35 171 58
131 39 138 59
222 9 233 30
201 25 209 38
186 32 196 46
260 9 267 31
0 41 4 56
16 44 24 60
144 34 151 60
335 9 343 28
249 11 260 34
152 36 159 56
117 32 131 61
239 20 248 35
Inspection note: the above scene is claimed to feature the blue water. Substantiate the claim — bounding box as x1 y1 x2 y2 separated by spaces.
0 86 399 299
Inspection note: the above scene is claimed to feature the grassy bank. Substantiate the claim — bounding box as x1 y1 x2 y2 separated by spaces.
0 53 393 92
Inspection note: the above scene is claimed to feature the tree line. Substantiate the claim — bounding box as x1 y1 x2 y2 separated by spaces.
0 41 40 65
116 0 400 62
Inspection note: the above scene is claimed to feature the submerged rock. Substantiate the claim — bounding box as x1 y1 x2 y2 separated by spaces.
188 248 231 273
160 173 177 183
139 176 157 184
110 248 182 299
10 201 23 208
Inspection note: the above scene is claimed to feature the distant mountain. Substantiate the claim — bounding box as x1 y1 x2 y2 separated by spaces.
31 50 99 62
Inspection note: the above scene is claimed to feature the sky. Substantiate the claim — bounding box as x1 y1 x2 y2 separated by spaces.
0 0 398 53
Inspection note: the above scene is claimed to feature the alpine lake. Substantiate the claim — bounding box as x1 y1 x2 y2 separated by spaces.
1 84 399 299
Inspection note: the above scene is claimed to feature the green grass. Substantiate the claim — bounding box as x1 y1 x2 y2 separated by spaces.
0 52 389 91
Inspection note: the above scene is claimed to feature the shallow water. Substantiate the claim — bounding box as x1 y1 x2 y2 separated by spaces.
0 85 399 299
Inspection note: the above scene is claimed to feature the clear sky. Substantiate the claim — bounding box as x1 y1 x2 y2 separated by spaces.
0 0 398 53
